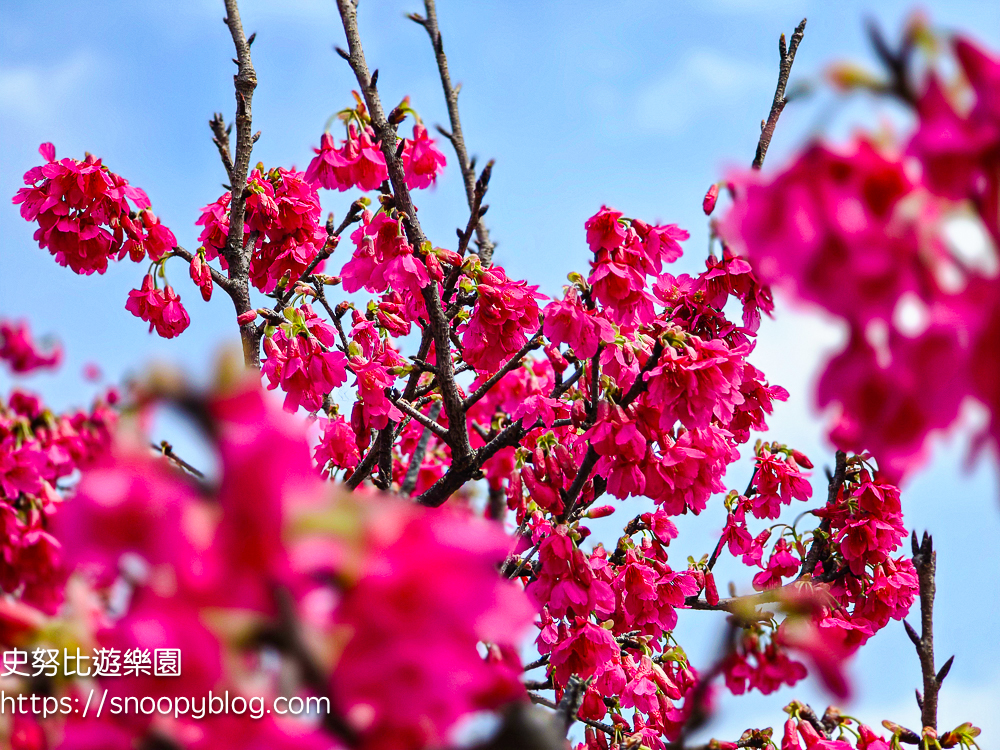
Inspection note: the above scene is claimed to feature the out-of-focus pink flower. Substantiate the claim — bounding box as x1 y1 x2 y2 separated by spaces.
331 502 535 750
0 319 63 374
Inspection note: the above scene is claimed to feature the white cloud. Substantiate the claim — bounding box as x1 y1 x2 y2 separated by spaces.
635 50 773 134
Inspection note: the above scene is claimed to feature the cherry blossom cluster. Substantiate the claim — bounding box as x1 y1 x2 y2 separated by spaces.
13 143 176 276
0 319 63 374
0 331 116 615
0 373 533 750
720 33 1000 483
4 5 993 750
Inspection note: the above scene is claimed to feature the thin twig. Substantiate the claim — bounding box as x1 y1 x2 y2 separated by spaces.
752 18 807 170
409 0 495 264
400 401 442 495
151 440 205 479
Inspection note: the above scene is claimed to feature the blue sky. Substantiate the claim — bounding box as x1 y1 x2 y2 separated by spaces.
2 0 999 744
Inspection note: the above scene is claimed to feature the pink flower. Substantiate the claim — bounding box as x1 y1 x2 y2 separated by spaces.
752 538 800 591
462 265 545 374
778 617 853 700
314 414 362 476
305 124 388 192
644 335 748 432
908 37 1000 243
543 291 616 360
262 304 349 413
350 356 404 432
401 123 446 189
250 167 328 293
835 514 906 576
331 503 535 750
632 219 688 270
720 139 943 329
195 191 232 265
643 425 739 515
588 402 647 500
13 144 172 276
585 206 626 253
342 211 428 298
703 184 720 215
0 319 63 373
528 526 614 619
124 275 191 339
56 445 202 588
589 252 655 330
189 252 214 301
749 448 812 519
610 550 698 634
550 617 620 684
818 326 968 482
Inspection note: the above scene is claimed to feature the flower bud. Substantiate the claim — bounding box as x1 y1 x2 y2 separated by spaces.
586 504 616 519
571 399 588 428
237 310 257 325
425 252 444 282
788 449 813 469
544 342 568 373
703 184 719 215
437 248 463 267
705 569 720 606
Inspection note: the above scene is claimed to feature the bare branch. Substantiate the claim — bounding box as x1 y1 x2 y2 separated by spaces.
752 18 807 170
411 0 495 264
908 531 943 730
151 440 205 479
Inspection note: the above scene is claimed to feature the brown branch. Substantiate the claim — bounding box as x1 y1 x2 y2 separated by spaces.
394 397 450 441
400 401 442 496
409 0 495 264
335 0 472 470
752 18 807 170
905 531 948 731
222 0 261 368
151 440 205 479
209 112 235 180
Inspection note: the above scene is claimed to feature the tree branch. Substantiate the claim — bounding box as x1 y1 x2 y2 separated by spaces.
752 18 806 170
335 0 473 470
222 0 261 368
410 0 495 264
905 530 948 731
